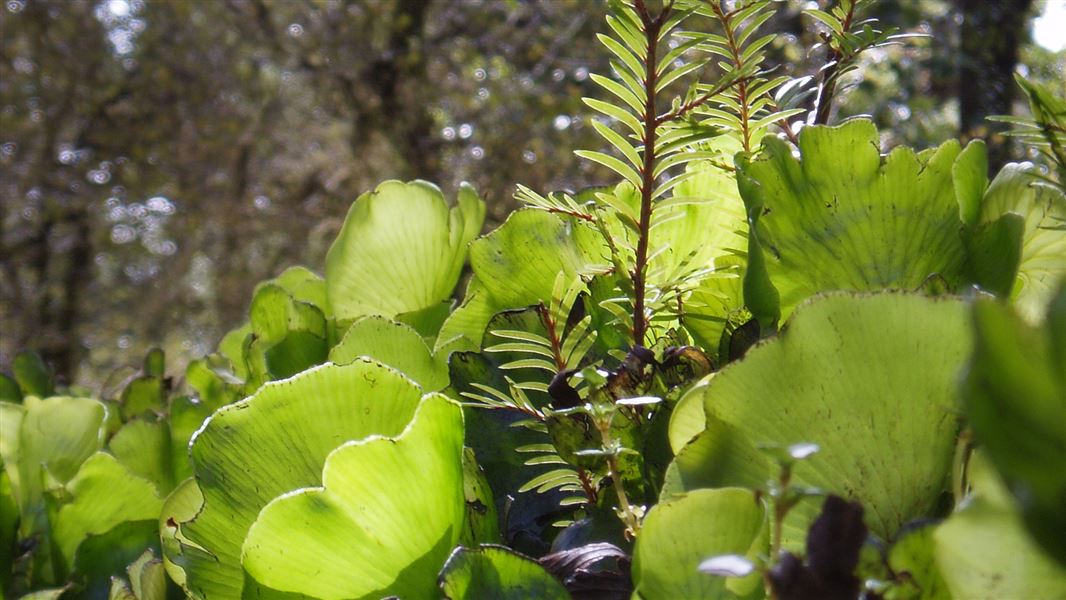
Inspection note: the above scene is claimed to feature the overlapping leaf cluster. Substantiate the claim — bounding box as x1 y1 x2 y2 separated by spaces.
3 1 1066 599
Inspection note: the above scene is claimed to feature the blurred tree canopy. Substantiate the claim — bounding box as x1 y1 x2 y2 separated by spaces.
1 0 1063 386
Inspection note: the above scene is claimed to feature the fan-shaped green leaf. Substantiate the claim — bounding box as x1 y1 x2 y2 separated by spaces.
683 259 745 358
167 397 212 483
246 284 328 382
397 300 453 341
217 324 252 381
652 146 749 354
439 545 570 599
469 209 607 316
953 141 989 224
650 157 746 283
158 478 202 590
53 452 163 567
1 471 18 589
16 396 107 527
262 265 327 312
0 401 23 491
249 284 326 344
119 377 166 422
109 419 173 495
667 374 712 455
184 359 242 413
325 180 485 321
884 522 950 600
241 394 465 600
329 316 449 391
109 549 169 600
13 350 53 398
738 120 985 325
664 293 970 546
633 488 766 600
976 164 1066 322
175 360 425 600
436 277 498 353
934 455 1066 598
143 348 165 379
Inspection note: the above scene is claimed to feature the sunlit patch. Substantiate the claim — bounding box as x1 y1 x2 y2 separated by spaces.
1033 1 1066 51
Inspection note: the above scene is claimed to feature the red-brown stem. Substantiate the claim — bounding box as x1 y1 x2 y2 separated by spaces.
577 467 599 504
480 403 545 421
713 5 753 152
768 97 802 146
631 0 666 347
654 77 745 126
543 206 596 223
537 303 568 371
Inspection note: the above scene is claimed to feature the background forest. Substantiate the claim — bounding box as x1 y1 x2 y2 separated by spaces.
1 0 1064 387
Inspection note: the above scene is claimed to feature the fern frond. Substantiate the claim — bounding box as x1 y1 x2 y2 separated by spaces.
518 468 584 494
515 443 592 506
682 0 797 152
467 273 599 422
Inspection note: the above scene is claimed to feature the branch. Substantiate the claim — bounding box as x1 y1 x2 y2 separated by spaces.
654 75 748 126
811 2 857 125
767 98 802 146
630 0 669 346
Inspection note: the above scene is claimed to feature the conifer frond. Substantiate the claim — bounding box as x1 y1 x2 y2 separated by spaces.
464 276 598 410
515 442 592 507
576 0 755 347
461 272 603 506
684 0 801 151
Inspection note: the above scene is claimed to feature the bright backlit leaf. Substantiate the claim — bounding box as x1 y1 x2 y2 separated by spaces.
976 164 1066 322
241 394 465 600
633 488 766 599
439 545 570 599
664 293 970 545
174 360 424 600
326 180 485 321
934 455 1066 598
468 209 607 324
738 120 990 325
330 315 450 391
53 452 163 567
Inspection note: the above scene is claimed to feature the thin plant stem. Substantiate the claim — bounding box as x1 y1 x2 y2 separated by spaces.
594 412 642 537
710 3 754 152
630 0 666 347
770 464 791 560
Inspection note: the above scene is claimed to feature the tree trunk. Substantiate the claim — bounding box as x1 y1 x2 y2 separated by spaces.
957 0 1034 170
47 210 93 384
